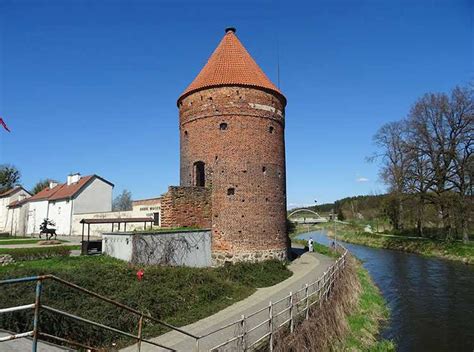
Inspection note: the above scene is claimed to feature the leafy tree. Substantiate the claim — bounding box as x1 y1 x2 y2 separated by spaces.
112 189 133 211
32 179 58 195
0 164 21 193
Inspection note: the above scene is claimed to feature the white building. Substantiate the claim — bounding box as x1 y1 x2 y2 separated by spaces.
26 173 114 236
70 197 161 237
0 187 31 234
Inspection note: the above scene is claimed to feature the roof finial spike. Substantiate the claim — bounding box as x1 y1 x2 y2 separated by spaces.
225 27 236 34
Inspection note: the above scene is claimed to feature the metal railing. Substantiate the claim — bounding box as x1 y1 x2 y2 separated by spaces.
0 245 348 351
0 274 199 351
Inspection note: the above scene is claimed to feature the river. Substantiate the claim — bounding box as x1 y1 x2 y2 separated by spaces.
296 230 474 352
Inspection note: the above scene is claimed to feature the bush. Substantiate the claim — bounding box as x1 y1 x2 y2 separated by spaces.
0 246 72 261
0 232 10 238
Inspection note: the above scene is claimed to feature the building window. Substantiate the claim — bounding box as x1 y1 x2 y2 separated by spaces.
227 188 235 196
269 126 274 133
194 161 205 187
219 122 228 130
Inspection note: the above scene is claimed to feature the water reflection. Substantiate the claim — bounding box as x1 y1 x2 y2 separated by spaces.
297 231 474 352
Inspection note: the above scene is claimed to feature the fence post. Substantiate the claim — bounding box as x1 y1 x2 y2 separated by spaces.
269 301 273 352
305 284 309 320
319 273 324 307
289 292 294 333
32 279 43 352
137 314 144 352
241 314 247 351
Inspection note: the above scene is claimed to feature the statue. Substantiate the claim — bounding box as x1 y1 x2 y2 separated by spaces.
39 218 57 240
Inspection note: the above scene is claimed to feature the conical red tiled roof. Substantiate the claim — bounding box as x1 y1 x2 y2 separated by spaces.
178 28 285 105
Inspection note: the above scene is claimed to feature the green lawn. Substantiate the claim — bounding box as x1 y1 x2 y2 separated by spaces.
0 238 68 245
0 255 292 349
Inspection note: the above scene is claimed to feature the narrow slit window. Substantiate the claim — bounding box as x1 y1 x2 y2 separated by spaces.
194 161 205 187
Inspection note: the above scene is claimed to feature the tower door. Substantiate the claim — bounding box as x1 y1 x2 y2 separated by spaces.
194 161 205 187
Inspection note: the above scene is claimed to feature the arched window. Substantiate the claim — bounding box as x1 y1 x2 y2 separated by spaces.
194 161 205 187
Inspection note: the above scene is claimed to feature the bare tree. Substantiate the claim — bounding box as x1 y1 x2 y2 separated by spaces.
112 189 133 211
445 86 474 242
371 120 410 230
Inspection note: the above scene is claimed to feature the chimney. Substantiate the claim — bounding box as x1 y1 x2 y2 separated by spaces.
67 173 81 185
49 181 58 189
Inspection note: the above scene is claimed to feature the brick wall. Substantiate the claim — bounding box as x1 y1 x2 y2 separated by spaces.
178 86 289 264
160 186 211 229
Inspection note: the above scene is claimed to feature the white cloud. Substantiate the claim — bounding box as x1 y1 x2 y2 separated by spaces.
356 177 369 183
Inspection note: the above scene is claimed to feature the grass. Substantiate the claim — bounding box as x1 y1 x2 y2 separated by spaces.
333 227 474 265
0 239 68 245
337 264 394 351
0 255 292 349
289 222 474 265
0 245 81 261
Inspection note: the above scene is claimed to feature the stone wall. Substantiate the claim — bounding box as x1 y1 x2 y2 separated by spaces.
160 186 211 229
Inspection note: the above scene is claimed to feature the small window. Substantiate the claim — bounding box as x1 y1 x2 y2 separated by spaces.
227 188 235 196
184 130 188 137
220 123 228 130
269 126 274 134
262 166 266 174
194 161 205 187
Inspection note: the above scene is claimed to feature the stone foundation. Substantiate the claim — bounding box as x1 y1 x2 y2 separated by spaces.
212 248 288 266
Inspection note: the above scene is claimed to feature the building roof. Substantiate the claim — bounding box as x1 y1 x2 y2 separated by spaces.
178 28 285 105
132 197 161 206
27 175 113 202
0 186 30 198
8 198 29 208
80 217 154 224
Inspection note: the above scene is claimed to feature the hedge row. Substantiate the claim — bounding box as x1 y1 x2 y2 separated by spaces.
0 246 72 261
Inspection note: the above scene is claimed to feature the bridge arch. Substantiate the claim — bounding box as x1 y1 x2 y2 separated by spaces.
287 208 323 219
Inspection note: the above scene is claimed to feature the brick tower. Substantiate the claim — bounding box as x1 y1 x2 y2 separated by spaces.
177 28 289 265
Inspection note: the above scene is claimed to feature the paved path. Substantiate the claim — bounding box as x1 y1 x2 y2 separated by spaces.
122 251 334 352
0 331 73 351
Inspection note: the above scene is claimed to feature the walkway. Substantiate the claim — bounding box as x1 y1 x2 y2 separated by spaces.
122 250 335 351
0 331 72 352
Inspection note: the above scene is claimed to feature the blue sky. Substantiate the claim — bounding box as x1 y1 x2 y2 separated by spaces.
0 0 472 207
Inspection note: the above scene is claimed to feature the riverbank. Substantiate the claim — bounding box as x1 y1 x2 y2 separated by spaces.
291 223 474 265
273 253 393 351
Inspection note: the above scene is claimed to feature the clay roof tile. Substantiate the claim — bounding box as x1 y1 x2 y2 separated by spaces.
178 29 285 105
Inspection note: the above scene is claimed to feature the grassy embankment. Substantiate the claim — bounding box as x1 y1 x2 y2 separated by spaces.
337 264 394 351
273 252 393 351
290 222 474 265
0 255 291 349
330 223 474 265
0 239 68 245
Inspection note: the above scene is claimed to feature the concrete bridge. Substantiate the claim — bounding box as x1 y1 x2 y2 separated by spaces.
287 208 328 224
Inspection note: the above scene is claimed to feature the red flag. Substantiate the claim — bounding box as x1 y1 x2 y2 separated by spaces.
0 118 10 132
